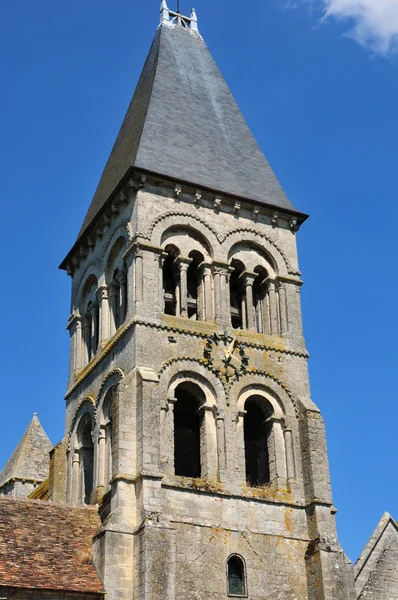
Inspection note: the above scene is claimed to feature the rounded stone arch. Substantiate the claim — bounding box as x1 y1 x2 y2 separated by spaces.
221 229 290 277
158 359 226 409
102 225 130 277
147 212 219 258
231 373 298 419
74 262 102 311
68 397 96 451
96 368 125 422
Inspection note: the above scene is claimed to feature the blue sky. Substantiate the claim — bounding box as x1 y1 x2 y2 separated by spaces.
0 0 397 562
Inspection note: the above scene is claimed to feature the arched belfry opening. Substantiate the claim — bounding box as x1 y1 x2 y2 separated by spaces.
230 259 245 329
163 245 180 316
173 382 205 478
77 414 94 504
187 250 204 320
253 266 268 334
244 396 273 487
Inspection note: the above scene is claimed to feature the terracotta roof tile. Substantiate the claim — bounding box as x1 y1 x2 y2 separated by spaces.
0 497 104 594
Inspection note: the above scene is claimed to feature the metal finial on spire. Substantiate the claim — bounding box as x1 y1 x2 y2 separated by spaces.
177 0 181 13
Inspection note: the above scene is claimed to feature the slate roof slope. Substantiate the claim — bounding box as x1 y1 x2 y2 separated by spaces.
355 512 398 598
76 23 299 243
0 497 104 594
0 414 52 487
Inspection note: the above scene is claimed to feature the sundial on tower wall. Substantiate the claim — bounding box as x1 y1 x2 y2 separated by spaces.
203 332 250 383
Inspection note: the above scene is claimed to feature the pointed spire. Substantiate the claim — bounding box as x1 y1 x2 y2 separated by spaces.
190 8 199 32
160 0 170 25
0 413 52 490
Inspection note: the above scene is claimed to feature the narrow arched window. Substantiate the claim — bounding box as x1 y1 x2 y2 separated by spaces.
187 251 205 320
227 555 246 597
230 260 245 329
173 382 205 478
253 267 268 334
244 396 273 487
163 245 180 316
79 415 94 504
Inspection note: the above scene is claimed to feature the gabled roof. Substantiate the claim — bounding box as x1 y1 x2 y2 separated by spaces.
75 21 300 246
0 414 52 487
0 497 104 594
355 512 398 598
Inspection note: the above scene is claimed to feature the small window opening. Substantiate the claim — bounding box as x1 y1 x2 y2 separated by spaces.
244 396 272 487
163 246 179 316
227 555 246 597
187 251 204 320
253 267 268 334
174 382 204 478
230 260 245 329
80 417 94 504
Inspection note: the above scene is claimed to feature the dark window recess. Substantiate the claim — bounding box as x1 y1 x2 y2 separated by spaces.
244 398 272 487
230 260 245 329
163 250 178 315
174 386 202 478
227 556 246 596
81 421 94 504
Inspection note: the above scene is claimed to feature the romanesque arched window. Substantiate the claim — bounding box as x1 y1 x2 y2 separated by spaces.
253 267 268 334
80 275 99 365
244 396 273 487
173 382 205 478
187 250 205 320
163 245 180 316
76 413 94 504
229 259 245 329
106 237 128 337
227 555 247 597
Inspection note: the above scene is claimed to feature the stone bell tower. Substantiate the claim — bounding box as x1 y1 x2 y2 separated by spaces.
58 3 356 599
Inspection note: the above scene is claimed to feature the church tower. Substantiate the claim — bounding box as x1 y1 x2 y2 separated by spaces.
58 4 356 599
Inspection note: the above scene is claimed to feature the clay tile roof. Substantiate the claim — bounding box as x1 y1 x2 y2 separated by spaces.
0 414 52 487
68 22 304 255
0 497 104 594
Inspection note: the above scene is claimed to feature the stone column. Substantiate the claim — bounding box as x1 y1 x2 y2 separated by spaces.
203 265 213 321
89 301 99 355
109 283 119 336
176 257 192 318
117 270 128 324
267 279 279 335
213 267 223 322
198 406 218 480
216 410 226 481
213 262 232 326
240 271 256 330
97 427 106 490
235 409 247 484
278 279 288 334
161 396 177 475
67 313 82 379
267 418 287 484
72 451 80 505
159 252 168 314
135 250 144 308
284 428 295 480
96 286 109 347
83 314 92 364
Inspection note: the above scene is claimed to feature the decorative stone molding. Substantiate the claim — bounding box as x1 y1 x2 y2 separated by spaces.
95 368 125 409
65 316 308 399
220 227 298 276
67 396 96 450
231 370 299 417
145 210 219 248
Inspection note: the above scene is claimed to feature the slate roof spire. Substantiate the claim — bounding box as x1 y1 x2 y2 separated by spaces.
64 6 304 261
0 414 52 490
